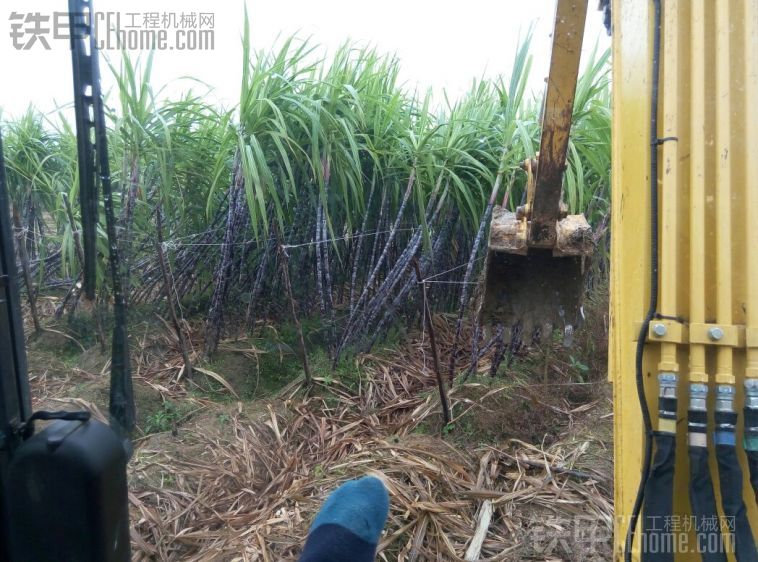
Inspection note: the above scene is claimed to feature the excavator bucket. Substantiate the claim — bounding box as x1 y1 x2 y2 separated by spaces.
479 0 592 344
479 206 592 344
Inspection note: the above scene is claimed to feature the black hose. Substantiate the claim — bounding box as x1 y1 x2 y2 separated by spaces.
624 1 662 560
715 411 758 562
643 377 678 561
642 432 676 561
688 400 728 562
745 404 758 501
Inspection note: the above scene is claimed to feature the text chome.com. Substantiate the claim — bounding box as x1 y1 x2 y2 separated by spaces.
9 11 215 51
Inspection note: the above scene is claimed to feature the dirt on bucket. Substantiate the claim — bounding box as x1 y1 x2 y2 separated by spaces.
479 249 585 345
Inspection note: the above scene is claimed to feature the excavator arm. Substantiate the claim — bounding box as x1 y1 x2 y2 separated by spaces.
528 0 589 250
480 0 592 340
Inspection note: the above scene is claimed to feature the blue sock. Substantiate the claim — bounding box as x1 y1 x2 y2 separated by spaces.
299 476 389 562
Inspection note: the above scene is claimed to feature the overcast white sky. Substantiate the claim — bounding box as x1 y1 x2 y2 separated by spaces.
0 0 610 120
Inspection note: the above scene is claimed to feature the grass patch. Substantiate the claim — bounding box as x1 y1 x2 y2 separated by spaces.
308 348 362 388
194 317 370 402
144 400 195 434
193 348 299 401
26 329 84 370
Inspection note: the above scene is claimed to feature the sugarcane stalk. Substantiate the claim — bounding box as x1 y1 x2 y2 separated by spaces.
356 182 449 345
348 165 443 346
360 231 422 327
318 155 336 331
461 320 482 383
501 166 517 208
320 199 336 353
413 258 450 426
334 166 416 365
363 172 417 298
314 200 326 316
245 237 273 332
12 206 41 333
278 236 312 387
118 156 140 300
365 184 388 293
488 323 506 378
204 153 247 357
155 206 229 302
337 233 351 305
56 193 84 319
156 205 193 380
63 192 85 267
349 172 377 314
365 210 457 352
448 158 511 383
61 192 106 347
366 168 446 321
170 230 220 300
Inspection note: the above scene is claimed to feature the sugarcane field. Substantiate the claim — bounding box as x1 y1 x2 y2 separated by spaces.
3 1 757 561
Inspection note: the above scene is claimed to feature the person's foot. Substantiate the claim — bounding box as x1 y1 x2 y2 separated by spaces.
299 476 390 562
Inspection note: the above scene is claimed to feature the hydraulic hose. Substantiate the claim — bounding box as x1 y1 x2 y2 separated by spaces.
711 0 757 557
686 1 725 558
714 387 758 562
688 384 727 562
641 374 676 562
745 0 758 504
624 1 662 560
641 0 688 556
746 380 758 501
